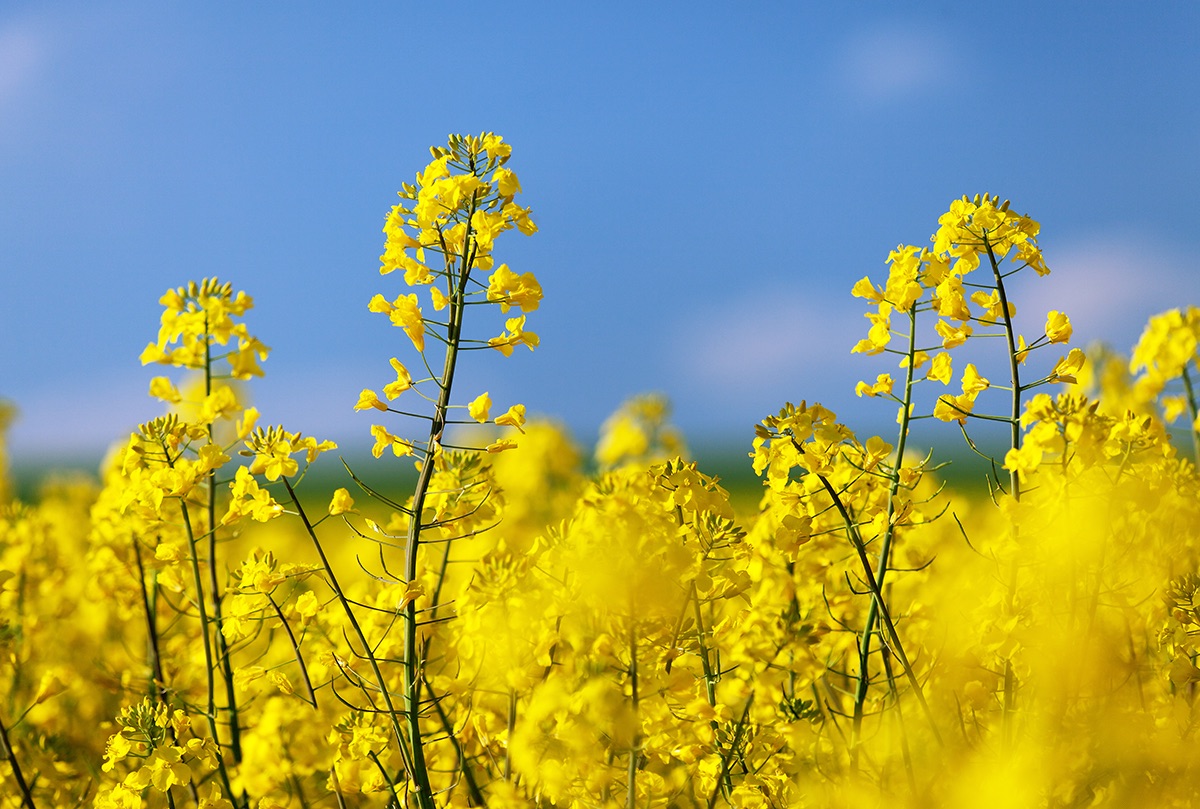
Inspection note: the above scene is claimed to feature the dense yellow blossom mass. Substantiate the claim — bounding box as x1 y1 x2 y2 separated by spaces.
1 154 1199 809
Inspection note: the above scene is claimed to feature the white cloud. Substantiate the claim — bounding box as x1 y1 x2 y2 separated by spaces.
7 372 157 463
837 22 959 104
5 363 381 464
671 290 864 401
0 18 47 109
1017 234 1199 352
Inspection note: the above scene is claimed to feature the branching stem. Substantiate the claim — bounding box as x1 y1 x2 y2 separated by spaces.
817 474 942 747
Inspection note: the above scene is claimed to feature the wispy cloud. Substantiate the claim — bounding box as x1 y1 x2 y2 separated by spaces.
5 363 380 463
6 373 155 463
671 290 863 403
0 17 47 109
1018 233 1199 351
836 21 961 104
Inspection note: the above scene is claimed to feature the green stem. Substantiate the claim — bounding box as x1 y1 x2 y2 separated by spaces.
626 625 640 809
690 584 733 799
852 307 919 763
176 498 240 803
984 234 1023 747
879 618 916 793
203 325 243 768
282 477 417 795
367 750 404 809
706 694 753 809
267 595 318 709
398 179 482 809
0 709 36 809
177 501 216 716
1002 659 1016 750
504 688 516 783
984 236 1022 500
817 473 942 746
422 672 486 806
692 585 718 709
133 540 168 706
1182 366 1199 465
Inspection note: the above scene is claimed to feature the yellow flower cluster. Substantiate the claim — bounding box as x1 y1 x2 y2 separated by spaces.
358 133 541 478
139 278 270 378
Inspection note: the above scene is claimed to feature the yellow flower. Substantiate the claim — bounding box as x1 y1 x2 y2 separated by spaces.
850 276 883 302
934 276 972 321
489 315 539 356
229 335 270 379
199 385 240 424
883 245 924 311
125 744 192 792
269 671 294 696
369 293 426 351
494 167 522 196
196 783 233 809
355 389 387 412
430 286 449 311
495 403 527 433
487 264 544 313
468 391 492 423
935 319 973 349
398 579 425 609
416 154 451 187
855 373 894 398
1051 347 1086 383
1003 442 1044 481
1016 239 1050 276
370 425 414 458
862 435 893 471
481 132 512 158
933 393 975 424
961 363 990 395
926 352 953 385
222 467 284 524
196 443 231 474
236 406 260 440
504 201 537 235
328 488 355 515
233 665 267 692
970 288 1016 322
389 293 426 351
293 591 320 628
852 306 892 355
367 292 393 314
382 358 413 399
32 670 68 704
139 341 167 365
1045 310 1073 344
1014 333 1031 365
294 435 335 462
1130 307 1200 382
235 549 287 593
148 376 182 403
246 427 298 481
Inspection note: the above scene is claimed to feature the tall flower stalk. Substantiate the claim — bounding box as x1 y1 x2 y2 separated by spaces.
343 132 540 806
840 194 1077 766
104 277 278 807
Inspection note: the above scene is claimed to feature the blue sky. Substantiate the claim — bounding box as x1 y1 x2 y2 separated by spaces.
2 2 1198 462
